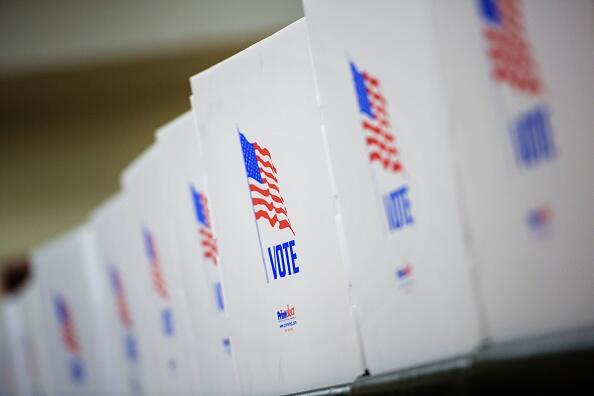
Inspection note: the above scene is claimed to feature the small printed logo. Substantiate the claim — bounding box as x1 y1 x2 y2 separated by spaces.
276 305 297 333
53 294 85 383
527 204 554 236
395 263 413 290
239 130 300 284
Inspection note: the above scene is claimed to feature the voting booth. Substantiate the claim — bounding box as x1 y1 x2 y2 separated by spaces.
30 226 127 395
155 111 240 395
3 2 594 395
90 195 162 395
191 19 364 395
432 0 594 343
122 145 200 394
21 281 52 396
303 0 483 374
0 296 32 396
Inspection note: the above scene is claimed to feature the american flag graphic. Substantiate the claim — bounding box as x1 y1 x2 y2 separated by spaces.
109 267 133 329
350 62 402 174
143 229 168 300
479 0 542 95
53 294 80 355
191 186 218 265
239 132 294 235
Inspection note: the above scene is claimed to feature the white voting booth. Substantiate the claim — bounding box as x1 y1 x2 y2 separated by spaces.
191 19 364 395
90 195 162 396
30 226 127 395
122 145 200 394
21 282 52 396
3 2 593 394
303 0 483 374
155 112 240 395
432 0 594 343
304 0 594 369
0 296 32 396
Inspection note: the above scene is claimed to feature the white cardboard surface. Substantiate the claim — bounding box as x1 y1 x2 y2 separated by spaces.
433 0 594 343
155 111 239 395
0 297 32 396
303 0 482 374
90 195 159 396
22 282 52 396
30 226 126 395
191 19 364 395
122 145 200 394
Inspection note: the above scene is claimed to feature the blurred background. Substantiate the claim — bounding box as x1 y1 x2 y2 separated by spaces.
0 0 304 276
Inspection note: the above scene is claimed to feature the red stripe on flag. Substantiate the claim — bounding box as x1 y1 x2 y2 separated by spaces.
253 210 294 232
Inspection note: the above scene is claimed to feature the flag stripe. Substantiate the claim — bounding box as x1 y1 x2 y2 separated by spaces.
249 184 285 204
256 158 278 174
363 120 395 142
260 168 278 183
200 238 217 251
366 136 398 155
252 197 289 216
253 210 293 231
369 151 402 172
198 228 213 239
200 225 218 265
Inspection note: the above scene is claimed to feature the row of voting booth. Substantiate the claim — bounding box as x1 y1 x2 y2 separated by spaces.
2 1 593 395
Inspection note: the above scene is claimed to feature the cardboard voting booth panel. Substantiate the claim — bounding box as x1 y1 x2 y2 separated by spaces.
432 0 594 343
190 19 364 395
0 297 32 396
30 226 126 395
91 195 159 395
122 145 199 394
22 282 51 396
156 111 239 396
303 0 482 374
